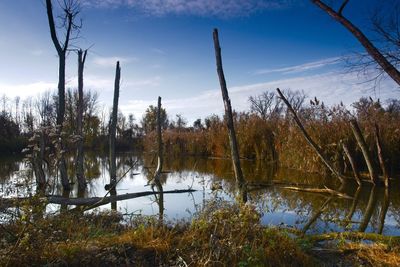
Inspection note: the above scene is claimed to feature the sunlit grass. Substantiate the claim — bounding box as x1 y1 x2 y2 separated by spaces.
1 200 399 266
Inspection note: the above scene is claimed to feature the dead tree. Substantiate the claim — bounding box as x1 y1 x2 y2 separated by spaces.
153 97 164 181
349 120 379 184
31 130 46 190
76 49 87 191
374 124 389 187
359 185 378 232
277 88 345 183
109 61 120 185
311 0 400 86
46 0 81 190
213 29 247 201
341 141 361 185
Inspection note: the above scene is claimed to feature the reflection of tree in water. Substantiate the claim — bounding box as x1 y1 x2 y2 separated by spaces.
2 152 400 233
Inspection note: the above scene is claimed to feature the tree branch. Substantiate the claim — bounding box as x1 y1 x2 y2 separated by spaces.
46 0 63 55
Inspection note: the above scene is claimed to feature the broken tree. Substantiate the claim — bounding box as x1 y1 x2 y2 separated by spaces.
213 28 247 202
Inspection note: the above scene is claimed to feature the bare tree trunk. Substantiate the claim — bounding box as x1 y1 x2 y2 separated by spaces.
33 130 46 189
76 49 88 191
277 88 345 183
374 124 389 187
359 185 378 232
155 97 164 222
302 197 333 233
213 29 247 202
46 0 75 191
378 187 390 234
344 185 361 227
311 0 400 86
342 141 361 185
154 97 164 180
349 120 379 185
109 61 120 185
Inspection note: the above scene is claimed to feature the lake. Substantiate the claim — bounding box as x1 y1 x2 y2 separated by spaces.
1 153 399 235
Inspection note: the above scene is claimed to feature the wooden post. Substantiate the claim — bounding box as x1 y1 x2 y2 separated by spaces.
342 141 361 185
276 88 345 183
374 124 389 187
76 49 87 190
109 61 120 184
213 29 246 201
349 119 379 185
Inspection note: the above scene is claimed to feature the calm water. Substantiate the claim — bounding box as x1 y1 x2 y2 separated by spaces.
1 153 399 235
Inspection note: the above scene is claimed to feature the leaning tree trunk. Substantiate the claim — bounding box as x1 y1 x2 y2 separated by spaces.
213 29 247 202
312 0 400 86
277 88 345 183
109 61 120 185
349 120 379 185
76 49 87 191
342 141 361 185
374 124 389 187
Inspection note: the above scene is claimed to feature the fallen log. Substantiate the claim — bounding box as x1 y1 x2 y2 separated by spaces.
0 189 196 208
281 186 353 199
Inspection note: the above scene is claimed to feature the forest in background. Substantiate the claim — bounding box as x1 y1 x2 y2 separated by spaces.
1 88 399 178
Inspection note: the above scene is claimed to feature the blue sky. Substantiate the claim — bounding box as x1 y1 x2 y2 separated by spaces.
0 0 398 123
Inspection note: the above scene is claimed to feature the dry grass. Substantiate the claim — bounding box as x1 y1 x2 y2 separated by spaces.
2 200 399 266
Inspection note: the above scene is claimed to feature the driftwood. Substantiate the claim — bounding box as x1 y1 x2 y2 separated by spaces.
247 180 311 189
0 189 196 209
276 88 345 184
281 186 353 199
213 29 246 201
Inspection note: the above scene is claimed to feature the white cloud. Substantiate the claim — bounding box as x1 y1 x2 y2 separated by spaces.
254 57 341 75
92 56 137 68
64 75 160 91
120 71 399 123
0 81 56 98
82 0 294 17
30 49 44 56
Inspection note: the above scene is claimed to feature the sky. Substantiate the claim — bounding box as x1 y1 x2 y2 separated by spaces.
0 0 399 123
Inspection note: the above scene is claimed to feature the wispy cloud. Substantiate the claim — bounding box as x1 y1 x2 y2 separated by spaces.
92 56 137 68
152 48 166 55
0 81 56 98
254 57 341 75
120 71 398 122
30 49 44 56
82 0 294 17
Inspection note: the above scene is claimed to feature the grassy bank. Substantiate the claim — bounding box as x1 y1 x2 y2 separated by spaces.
1 201 399 266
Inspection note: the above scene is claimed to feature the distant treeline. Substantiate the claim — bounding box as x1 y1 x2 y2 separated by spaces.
0 89 142 154
2 89 400 176
144 90 400 176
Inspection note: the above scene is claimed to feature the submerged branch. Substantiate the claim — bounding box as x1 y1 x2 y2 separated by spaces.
281 186 353 199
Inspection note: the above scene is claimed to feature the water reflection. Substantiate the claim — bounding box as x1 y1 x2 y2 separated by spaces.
1 153 400 235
